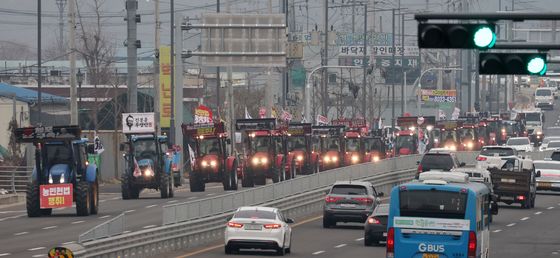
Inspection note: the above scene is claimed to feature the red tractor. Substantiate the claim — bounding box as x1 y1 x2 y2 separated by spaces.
332 118 368 165
363 136 388 162
286 123 320 174
312 125 345 171
458 117 483 151
236 119 296 187
393 116 419 156
437 120 461 151
182 122 238 192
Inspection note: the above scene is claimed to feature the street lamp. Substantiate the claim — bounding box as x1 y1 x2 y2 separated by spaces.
76 69 84 117
412 67 462 115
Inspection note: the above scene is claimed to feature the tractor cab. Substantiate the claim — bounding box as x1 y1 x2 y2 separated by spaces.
500 120 525 143
394 116 423 156
482 118 501 145
182 122 238 192
363 136 387 162
332 118 368 165
312 125 345 171
458 117 482 151
286 123 319 174
437 120 461 151
15 126 99 217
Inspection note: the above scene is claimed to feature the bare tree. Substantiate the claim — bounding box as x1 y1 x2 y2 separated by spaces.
0 41 33 60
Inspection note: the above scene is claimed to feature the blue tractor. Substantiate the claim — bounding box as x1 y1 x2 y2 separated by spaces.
15 126 99 217
120 134 180 199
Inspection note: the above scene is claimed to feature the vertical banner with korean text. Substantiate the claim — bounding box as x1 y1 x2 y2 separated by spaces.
159 46 172 128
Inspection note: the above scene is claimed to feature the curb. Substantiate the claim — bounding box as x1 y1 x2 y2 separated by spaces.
0 194 25 206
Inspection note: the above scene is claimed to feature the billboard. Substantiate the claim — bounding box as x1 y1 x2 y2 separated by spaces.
421 90 457 109
159 46 172 128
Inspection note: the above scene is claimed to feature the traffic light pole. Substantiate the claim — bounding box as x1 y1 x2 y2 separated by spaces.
415 12 560 21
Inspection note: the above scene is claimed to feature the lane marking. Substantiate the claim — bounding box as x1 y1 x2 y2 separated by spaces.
124 209 136 213
174 215 324 258
506 223 516 227
492 229 502 233
548 206 555 210
312 251 325 255
520 217 530 221
0 253 11 257
100 215 111 219
146 204 158 208
14 231 28 236
72 220 85 224
111 197 120 200
355 237 364 241
28 247 45 251
167 200 178 204
335 244 347 248
99 200 107 203
31 255 44 258
143 225 157 229
62 241 75 245
123 230 131 234
187 197 196 200
535 211 543 215
206 193 215 196
42 226 57 230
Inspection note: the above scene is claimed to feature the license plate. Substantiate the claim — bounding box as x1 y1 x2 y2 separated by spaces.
422 254 439 258
501 178 515 183
340 204 357 208
538 182 551 188
383 232 387 237
244 224 262 230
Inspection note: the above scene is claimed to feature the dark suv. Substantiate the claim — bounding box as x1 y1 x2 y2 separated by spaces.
323 181 383 228
417 149 465 178
551 151 560 161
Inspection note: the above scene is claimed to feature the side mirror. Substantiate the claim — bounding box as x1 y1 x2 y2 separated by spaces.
285 218 295 224
325 189 330 195
416 161 420 165
536 170 541 177
460 162 466 167
86 144 95 154
226 215 232 221
491 202 499 215
119 143 126 152
226 138 232 145
377 192 384 197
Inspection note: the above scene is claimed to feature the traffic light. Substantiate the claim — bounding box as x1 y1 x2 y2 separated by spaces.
479 53 548 75
418 23 496 49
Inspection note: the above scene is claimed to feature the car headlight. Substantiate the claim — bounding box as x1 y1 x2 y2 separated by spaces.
210 160 217 167
296 155 303 161
201 160 209 167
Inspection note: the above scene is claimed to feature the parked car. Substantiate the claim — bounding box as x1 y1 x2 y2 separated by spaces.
364 204 389 246
225 206 294 255
323 181 383 228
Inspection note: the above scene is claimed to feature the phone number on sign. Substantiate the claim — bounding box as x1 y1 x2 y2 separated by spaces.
428 96 456 103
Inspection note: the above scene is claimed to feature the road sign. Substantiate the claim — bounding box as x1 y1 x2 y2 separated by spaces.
338 56 370 67
371 46 419 57
339 46 368 56
199 13 287 67
377 57 421 84
122 113 156 134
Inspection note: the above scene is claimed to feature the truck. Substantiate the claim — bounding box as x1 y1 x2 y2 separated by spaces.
516 109 545 146
489 158 537 209
120 113 179 199
286 123 320 174
312 125 345 171
183 122 238 192
236 119 295 187
15 126 99 217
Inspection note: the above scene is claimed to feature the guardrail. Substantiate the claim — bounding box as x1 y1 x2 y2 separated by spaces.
0 166 32 193
74 151 546 257
79 213 125 243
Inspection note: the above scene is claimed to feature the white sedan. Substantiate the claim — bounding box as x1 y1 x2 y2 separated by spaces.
535 160 560 191
540 140 560 152
506 137 533 152
539 136 560 151
225 206 293 255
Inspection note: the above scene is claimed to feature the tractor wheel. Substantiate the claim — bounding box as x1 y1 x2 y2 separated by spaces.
26 182 41 217
168 173 175 198
241 169 254 188
121 173 133 200
230 162 239 191
89 178 99 215
173 171 182 187
254 174 266 185
76 181 91 216
160 173 170 198
189 173 205 192
223 162 239 191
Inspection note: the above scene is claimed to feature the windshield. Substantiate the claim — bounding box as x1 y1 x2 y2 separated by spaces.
399 190 467 219
134 139 156 159
252 136 270 152
534 162 560 170
547 141 560 148
507 138 530 145
323 138 340 151
551 152 560 161
234 210 276 220
45 144 72 164
345 138 360 152
365 139 383 152
536 89 552 96
460 128 476 141
330 185 367 195
480 147 515 156
441 130 458 142
420 154 454 171
287 136 306 152
525 113 542 122
373 204 390 214
502 124 515 134
199 138 220 155
396 135 415 150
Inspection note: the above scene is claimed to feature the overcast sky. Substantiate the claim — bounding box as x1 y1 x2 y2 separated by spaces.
1 0 558 57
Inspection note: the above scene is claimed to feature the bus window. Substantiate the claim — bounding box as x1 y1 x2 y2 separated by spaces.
399 190 467 219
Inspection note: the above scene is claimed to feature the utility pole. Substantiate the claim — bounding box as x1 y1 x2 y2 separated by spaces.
169 0 175 144
154 0 161 131
282 0 289 108
322 0 329 116
68 0 77 125
37 0 42 123
401 12 405 115
174 15 183 150
391 8 395 130
361 3 367 118
55 0 67 54
126 0 138 113
216 0 221 118
352 0 355 34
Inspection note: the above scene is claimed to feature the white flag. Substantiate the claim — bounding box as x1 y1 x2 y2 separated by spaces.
244 107 252 119
188 144 196 167
438 109 446 120
451 107 461 120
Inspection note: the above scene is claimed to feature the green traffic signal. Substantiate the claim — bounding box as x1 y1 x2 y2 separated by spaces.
473 26 496 49
527 56 547 75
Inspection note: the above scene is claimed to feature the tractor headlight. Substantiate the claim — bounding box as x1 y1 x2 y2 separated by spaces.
261 157 268 164
372 156 380 162
332 156 338 162
467 142 474 149
144 168 154 177
351 155 359 163
48 174 53 184
210 160 217 167
296 155 303 162
201 160 209 167
59 174 65 184
252 157 259 165
323 156 331 163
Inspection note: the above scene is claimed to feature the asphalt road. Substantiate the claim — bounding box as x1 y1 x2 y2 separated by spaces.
0 181 235 258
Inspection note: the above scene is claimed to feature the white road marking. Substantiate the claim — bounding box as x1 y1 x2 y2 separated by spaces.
143 225 157 229
72 220 85 224
100 215 111 219
62 241 75 245
520 217 530 221
548 206 555 210
355 237 364 241
553 251 559 255
145 204 158 208
506 223 516 227
188 197 196 200
312 251 325 255
42 226 57 230
492 229 502 233
123 230 131 234
535 211 543 215
0 210 25 214
111 197 120 200
31 255 45 258
167 200 178 203
335 244 347 248
99 200 107 203
14 231 28 236
28 247 45 251
0 253 10 257
206 193 215 196
124 209 136 213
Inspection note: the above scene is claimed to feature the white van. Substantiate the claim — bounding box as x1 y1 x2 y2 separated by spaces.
535 88 554 110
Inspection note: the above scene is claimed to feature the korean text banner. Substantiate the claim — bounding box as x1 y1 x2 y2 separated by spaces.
421 90 457 103
159 46 172 128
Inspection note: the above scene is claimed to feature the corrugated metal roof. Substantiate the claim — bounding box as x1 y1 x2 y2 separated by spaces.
0 83 67 104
